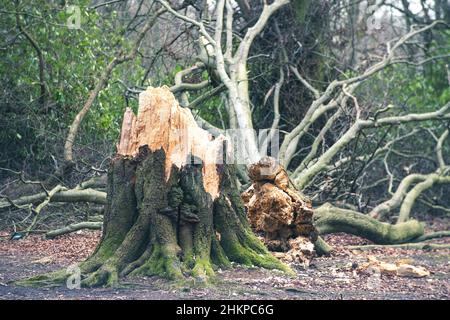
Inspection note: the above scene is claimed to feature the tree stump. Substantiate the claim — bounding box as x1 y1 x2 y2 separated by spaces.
18 86 289 288
242 157 318 265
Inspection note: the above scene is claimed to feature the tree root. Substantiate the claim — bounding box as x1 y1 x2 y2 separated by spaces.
81 263 119 288
13 269 68 288
129 244 184 280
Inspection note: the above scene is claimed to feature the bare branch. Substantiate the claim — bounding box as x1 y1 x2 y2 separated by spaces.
397 173 450 223
290 66 320 99
235 0 289 62
436 128 449 170
294 102 450 189
156 0 216 45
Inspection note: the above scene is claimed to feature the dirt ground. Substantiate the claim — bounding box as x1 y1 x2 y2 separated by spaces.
0 229 448 300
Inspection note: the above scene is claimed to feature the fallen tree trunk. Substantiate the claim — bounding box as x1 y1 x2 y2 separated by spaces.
17 86 288 288
241 164 426 256
0 188 106 211
314 203 424 244
45 222 102 239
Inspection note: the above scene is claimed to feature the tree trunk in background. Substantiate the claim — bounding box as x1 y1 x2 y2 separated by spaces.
18 87 288 288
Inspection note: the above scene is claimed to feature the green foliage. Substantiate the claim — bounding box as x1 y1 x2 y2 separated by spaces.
292 0 312 24
0 0 147 171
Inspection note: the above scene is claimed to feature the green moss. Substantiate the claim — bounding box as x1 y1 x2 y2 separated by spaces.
130 244 183 280
191 257 215 279
81 265 119 288
92 234 123 260
13 269 68 288
239 228 269 254
181 248 195 270
220 237 292 274
168 186 183 208
211 237 231 268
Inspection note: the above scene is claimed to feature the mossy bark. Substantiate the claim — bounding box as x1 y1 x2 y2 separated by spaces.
314 203 424 244
17 147 288 288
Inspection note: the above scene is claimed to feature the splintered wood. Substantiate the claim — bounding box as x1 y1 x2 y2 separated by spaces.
359 256 430 278
117 86 226 198
242 157 318 265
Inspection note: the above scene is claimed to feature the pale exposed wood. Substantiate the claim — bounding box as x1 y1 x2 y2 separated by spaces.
242 156 318 264
117 86 227 198
359 255 430 278
396 264 430 278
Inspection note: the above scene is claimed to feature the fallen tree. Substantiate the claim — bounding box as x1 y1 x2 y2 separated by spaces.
240 159 428 257
154 1 449 224
314 203 424 244
0 188 106 211
45 221 102 239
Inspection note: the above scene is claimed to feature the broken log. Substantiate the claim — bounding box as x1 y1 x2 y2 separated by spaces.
0 187 106 211
45 221 102 239
242 156 318 265
241 160 426 259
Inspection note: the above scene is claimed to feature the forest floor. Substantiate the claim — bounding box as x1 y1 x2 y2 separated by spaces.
0 219 448 300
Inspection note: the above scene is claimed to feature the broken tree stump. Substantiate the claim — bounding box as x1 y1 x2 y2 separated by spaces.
17 86 289 288
241 156 318 265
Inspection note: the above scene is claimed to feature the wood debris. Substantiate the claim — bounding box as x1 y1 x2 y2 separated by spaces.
359 255 430 278
242 156 318 265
